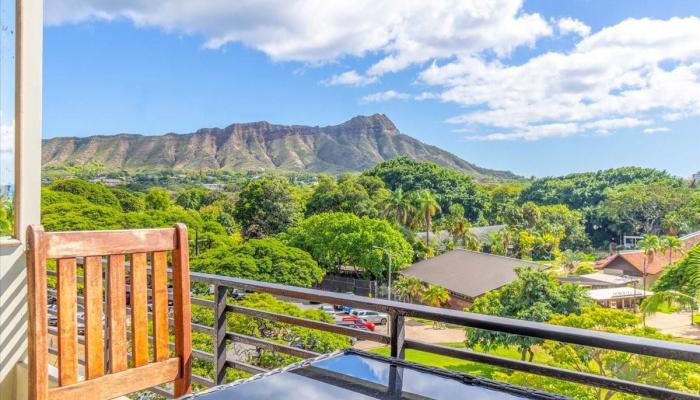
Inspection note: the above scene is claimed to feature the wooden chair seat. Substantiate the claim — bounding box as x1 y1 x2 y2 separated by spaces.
27 224 192 399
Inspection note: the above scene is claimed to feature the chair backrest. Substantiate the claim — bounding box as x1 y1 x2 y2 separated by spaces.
26 224 192 400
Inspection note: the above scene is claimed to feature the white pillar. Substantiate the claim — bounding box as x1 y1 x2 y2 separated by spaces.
0 0 43 397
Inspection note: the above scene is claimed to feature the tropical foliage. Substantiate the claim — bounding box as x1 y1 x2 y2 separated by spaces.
466 267 590 361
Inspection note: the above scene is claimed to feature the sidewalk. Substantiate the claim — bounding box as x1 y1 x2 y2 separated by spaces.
646 311 700 341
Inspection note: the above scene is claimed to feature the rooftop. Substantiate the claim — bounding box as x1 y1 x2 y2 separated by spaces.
401 250 547 299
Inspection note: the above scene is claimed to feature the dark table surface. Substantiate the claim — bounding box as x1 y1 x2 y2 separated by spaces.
182 349 570 400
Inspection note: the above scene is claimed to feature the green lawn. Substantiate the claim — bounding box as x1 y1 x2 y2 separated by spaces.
369 342 551 380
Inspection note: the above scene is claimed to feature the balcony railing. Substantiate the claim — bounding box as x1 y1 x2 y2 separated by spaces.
46 269 700 400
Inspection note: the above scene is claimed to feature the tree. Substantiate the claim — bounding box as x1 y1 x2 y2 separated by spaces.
661 235 685 265
191 238 325 288
145 188 171 210
599 182 694 235
110 188 145 212
234 175 301 238
559 249 583 276
305 174 387 218
536 307 700 400
382 188 416 226
176 187 211 210
283 212 413 280
0 194 13 237
466 267 590 361
392 275 425 303
364 156 488 221
413 190 441 245
653 244 700 297
637 234 662 291
645 245 700 324
421 284 451 328
49 179 121 208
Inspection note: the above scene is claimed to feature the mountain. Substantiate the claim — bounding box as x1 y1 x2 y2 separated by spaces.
42 114 519 181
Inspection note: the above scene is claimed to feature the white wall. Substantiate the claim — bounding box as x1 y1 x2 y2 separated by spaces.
0 0 43 397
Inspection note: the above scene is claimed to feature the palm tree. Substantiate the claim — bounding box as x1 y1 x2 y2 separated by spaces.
559 249 583 276
642 290 699 325
661 235 685 265
393 275 425 303
637 234 661 291
414 190 441 245
382 188 415 226
420 284 451 328
641 247 700 325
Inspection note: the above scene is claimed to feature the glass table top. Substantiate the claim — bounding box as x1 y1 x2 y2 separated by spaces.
184 350 569 400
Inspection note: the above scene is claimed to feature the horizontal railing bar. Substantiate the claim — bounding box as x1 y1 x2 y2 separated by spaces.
192 374 215 388
192 297 213 308
227 304 390 344
189 272 700 363
226 332 320 359
147 385 174 399
225 359 267 375
405 340 700 400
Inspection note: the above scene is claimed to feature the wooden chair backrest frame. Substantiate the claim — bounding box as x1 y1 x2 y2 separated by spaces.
26 224 192 400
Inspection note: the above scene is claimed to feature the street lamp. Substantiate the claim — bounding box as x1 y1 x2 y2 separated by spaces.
373 246 392 301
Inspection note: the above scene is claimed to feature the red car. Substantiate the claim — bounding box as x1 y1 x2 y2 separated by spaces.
340 316 376 331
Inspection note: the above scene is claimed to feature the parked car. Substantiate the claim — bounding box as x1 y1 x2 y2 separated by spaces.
333 292 356 311
319 305 336 316
350 310 388 325
338 317 376 331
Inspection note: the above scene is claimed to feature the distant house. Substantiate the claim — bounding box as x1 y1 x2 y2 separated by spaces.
400 250 547 309
588 287 652 310
559 271 640 289
595 230 700 289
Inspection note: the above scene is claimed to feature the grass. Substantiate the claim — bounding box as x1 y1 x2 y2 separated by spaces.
369 342 552 380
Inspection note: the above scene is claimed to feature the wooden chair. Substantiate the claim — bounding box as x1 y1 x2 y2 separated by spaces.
26 224 192 400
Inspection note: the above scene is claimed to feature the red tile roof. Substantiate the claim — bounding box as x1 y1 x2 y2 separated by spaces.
596 231 700 275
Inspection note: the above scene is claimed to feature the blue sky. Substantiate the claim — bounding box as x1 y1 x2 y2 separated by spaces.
38 0 700 178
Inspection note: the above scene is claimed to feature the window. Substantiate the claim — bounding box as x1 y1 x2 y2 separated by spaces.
0 0 15 239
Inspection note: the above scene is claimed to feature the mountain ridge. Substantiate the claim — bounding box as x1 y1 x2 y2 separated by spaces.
42 114 520 181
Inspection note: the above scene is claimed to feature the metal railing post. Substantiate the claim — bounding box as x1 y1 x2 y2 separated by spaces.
214 285 228 385
389 312 405 359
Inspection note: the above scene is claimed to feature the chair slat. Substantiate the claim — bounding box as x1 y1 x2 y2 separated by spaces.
107 255 128 373
172 223 193 396
27 226 49 400
45 228 177 258
130 253 149 367
152 251 170 361
57 258 78 386
83 256 105 379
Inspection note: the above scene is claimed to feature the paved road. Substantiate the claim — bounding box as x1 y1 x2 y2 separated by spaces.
646 311 700 341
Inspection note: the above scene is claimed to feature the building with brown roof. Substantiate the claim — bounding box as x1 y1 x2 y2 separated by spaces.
400 250 548 309
595 230 700 289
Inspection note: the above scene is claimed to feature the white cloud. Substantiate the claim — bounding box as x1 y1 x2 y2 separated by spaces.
360 90 411 104
643 127 671 134
45 0 552 80
428 17 700 140
322 70 377 87
557 17 591 37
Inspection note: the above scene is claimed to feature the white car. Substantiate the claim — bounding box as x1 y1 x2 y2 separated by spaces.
319 305 336 316
350 310 388 325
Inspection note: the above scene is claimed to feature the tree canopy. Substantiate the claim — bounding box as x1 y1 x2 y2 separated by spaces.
466 267 590 361
234 175 302 238
364 157 487 221
283 212 413 279
191 238 325 288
